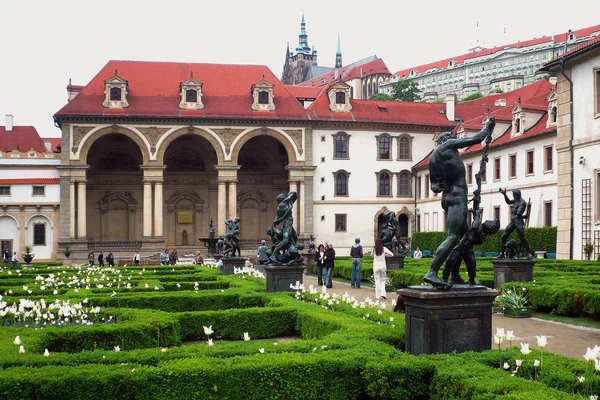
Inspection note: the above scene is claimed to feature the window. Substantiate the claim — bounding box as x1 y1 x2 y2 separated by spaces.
544 201 552 227
185 89 198 103
595 68 600 115
526 150 534 175
33 223 45 246
336 91 346 105
378 172 391 196
467 163 473 185
0 186 10 195
514 118 521 133
258 91 269 105
544 145 553 172
417 176 422 199
335 214 347 232
494 157 501 181
397 135 412 160
334 170 348 196
398 171 412 197
32 186 45 196
333 133 349 159
494 206 500 222
378 135 391 160
509 154 517 178
550 106 557 123
109 87 121 101
424 174 430 198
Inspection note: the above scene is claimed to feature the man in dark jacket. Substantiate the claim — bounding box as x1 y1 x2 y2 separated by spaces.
350 238 363 288
324 243 335 288
106 251 115 267
98 251 104 268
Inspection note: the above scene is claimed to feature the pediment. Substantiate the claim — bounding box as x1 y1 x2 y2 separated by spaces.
181 77 203 87
511 103 522 114
104 75 128 85
166 190 205 205
546 89 557 103
252 78 274 90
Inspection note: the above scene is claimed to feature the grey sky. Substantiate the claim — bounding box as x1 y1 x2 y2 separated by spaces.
1 0 596 138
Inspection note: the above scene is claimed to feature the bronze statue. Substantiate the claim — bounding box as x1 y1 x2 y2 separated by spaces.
378 211 409 256
306 234 316 253
223 217 241 257
209 218 216 238
497 188 534 259
267 191 303 265
424 117 496 289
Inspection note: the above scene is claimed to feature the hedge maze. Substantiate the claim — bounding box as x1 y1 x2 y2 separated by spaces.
0 261 598 399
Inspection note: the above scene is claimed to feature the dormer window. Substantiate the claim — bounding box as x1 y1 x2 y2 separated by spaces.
179 73 204 110
328 81 352 113
251 78 275 111
103 71 129 108
335 92 346 104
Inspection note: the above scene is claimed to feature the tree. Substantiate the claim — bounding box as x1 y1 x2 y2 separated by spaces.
369 93 394 101
391 79 422 102
461 92 483 102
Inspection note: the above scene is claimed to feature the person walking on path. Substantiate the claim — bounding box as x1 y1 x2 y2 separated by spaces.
350 238 364 288
372 238 393 300
10 252 18 269
106 251 114 267
133 251 141 266
171 249 178 265
316 244 326 285
257 240 269 264
88 251 95 267
324 243 335 289
413 247 423 259
98 251 104 267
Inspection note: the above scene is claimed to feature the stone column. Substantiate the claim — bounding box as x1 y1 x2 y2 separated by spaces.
143 181 153 238
77 181 87 239
228 181 237 219
217 181 227 236
154 181 163 237
69 182 76 239
299 180 306 236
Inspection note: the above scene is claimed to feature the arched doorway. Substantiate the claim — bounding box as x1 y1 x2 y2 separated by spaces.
0 216 19 257
398 214 409 238
163 134 216 247
26 215 54 259
86 134 143 243
237 136 289 242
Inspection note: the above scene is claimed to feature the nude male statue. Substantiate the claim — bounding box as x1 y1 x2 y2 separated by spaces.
269 191 298 263
497 188 534 259
423 117 496 289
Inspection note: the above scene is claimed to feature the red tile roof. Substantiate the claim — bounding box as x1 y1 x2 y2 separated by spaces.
462 79 554 107
42 138 62 152
286 85 323 99
0 178 60 185
0 126 48 153
297 58 390 88
393 24 600 79
543 34 600 68
55 61 309 121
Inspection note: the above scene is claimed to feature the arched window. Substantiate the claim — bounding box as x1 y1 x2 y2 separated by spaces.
258 91 269 105
333 132 349 159
334 170 349 196
378 172 391 196
378 135 391 160
185 89 197 103
109 87 122 101
398 171 412 197
515 118 521 133
551 106 557 123
398 135 412 160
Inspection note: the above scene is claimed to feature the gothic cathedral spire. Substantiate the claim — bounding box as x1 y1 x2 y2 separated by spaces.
335 33 343 69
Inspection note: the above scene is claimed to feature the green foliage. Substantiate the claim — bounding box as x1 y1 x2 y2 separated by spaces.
369 93 394 101
462 92 484 102
391 78 422 102
489 87 504 94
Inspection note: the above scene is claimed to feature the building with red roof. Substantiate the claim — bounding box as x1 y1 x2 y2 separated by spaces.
0 115 61 262
380 24 600 102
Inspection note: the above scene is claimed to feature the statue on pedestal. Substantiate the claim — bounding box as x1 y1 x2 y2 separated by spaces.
496 188 534 259
378 211 409 256
223 217 241 257
423 117 496 289
306 234 316 253
209 218 216 238
267 191 303 265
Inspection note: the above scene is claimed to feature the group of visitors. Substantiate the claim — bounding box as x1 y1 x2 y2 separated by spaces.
159 249 178 265
87 250 115 267
315 242 336 289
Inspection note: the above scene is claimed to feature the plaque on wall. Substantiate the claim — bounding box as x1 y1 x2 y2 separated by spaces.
177 212 193 224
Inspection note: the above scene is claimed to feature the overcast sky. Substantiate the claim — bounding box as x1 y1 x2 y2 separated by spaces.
1 0 597 138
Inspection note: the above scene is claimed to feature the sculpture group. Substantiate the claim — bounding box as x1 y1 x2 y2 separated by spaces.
377 211 409 256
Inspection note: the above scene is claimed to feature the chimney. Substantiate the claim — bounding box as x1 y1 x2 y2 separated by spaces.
549 76 557 86
67 80 83 102
5 114 13 132
445 94 456 122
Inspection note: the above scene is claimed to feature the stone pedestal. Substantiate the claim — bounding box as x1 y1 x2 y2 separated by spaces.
400 286 498 355
534 251 547 259
198 237 219 256
491 259 535 289
263 264 306 292
302 253 316 274
386 255 405 270
220 257 246 275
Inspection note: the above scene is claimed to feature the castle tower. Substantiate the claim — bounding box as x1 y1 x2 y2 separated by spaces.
281 14 319 85
335 33 342 69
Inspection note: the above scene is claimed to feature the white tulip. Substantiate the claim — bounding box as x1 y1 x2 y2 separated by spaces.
13 336 21 345
19 345 25 354
243 332 251 341
203 325 214 336
43 349 50 357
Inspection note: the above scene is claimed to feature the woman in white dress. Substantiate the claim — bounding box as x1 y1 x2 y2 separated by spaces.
371 238 393 299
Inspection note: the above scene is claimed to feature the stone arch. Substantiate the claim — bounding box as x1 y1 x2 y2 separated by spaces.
398 206 416 237
156 126 224 165
25 213 54 229
231 128 297 165
238 191 268 240
78 125 151 165
97 190 138 241
0 215 20 255
0 214 20 228
26 214 54 259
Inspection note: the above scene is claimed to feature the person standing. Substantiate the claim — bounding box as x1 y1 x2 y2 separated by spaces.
350 238 364 288
133 251 141 266
88 250 95 267
324 243 335 289
257 240 269 264
194 251 204 265
413 247 423 260
11 251 18 269
106 251 114 267
159 250 166 265
171 249 178 265
372 238 393 300
98 251 104 267
315 244 326 285
3 249 9 263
